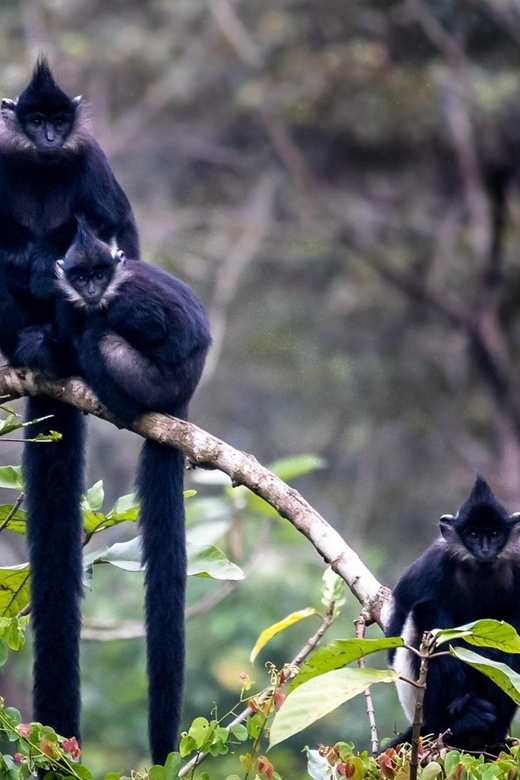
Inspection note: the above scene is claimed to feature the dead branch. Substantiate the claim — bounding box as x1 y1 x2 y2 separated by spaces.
0 365 392 629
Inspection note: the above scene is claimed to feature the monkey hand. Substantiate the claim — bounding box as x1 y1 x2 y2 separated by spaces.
13 325 65 376
448 694 497 735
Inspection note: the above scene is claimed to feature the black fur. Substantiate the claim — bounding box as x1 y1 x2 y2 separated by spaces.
54 224 211 764
386 477 520 751
23 398 86 739
0 60 139 744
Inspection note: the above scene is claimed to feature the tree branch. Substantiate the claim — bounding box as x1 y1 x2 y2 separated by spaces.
0 365 392 629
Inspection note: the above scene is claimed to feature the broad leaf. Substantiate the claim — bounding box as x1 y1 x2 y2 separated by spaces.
88 538 143 572
187 541 244 580
84 481 104 512
289 637 404 691
451 646 520 704
269 667 398 748
86 537 244 580
434 619 520 653
0 467 23 490
250 608 316 663
0 565 30 616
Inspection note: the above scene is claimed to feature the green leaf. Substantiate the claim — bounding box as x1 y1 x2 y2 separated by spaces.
230 724 248 742
7 618 21 651
433 619 520 653
269 667 398 748
163 752 183 780
73 764 92 780
187 717 212 750
4 708 21 727
422 762 443 780
321 567 345 609
88 538 143 572
289 637 404 691
179 735 196 758
84 481 104 512
268 455 327 481
148 766 165 780
0 505 26 534
444 751 461 778
250 608 316 663
187 541 244 580
0 467 23 490
451 646 520 704
109 493 138 516
86 537 244 581
102 773 121 780
0 643 9 668
0 565 30 616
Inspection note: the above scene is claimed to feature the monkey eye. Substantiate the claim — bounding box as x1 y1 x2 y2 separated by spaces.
31 117 42 127
94 272 106 282
491 530 499 537
55 118 66 129
468 530 478 539
75 275 87 285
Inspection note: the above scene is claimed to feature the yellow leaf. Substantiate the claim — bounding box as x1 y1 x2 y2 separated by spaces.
250 608 316 663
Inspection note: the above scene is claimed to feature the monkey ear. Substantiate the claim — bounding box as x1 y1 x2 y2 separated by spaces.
439 514 456 541
1 99 17 117
509 512 520 526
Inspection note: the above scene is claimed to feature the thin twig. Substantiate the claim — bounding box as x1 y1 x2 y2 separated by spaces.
0 493 25 534
355 609 379 756
178 602 336 778
81 581 239 641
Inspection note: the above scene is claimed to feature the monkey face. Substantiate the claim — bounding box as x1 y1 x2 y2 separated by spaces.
21 111 73 153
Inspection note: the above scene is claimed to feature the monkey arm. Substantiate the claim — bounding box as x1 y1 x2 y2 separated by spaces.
78 144 140 260
12 324 78 377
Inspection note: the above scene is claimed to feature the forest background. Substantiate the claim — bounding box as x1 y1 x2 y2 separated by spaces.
1 0 520 777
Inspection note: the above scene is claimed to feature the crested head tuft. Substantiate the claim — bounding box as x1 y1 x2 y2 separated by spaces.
469 475 494 502
17 57 75 116
62 217 115 271
456 475 509 525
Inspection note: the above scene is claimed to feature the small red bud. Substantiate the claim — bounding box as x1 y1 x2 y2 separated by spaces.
274 689 286 708
14 753 24 764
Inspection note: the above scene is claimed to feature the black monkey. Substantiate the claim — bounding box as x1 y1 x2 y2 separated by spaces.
52 220 211 764
0 59 139 743
386 477 520 752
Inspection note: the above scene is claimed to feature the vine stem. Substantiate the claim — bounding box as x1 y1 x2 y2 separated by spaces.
177 601 336 778
409 633 431 780
354 609 379 756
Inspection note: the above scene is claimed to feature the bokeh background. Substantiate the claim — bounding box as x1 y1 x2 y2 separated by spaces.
2 0 520 776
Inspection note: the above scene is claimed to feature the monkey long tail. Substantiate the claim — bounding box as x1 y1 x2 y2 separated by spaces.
137 439 186 766
24 397 86 741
